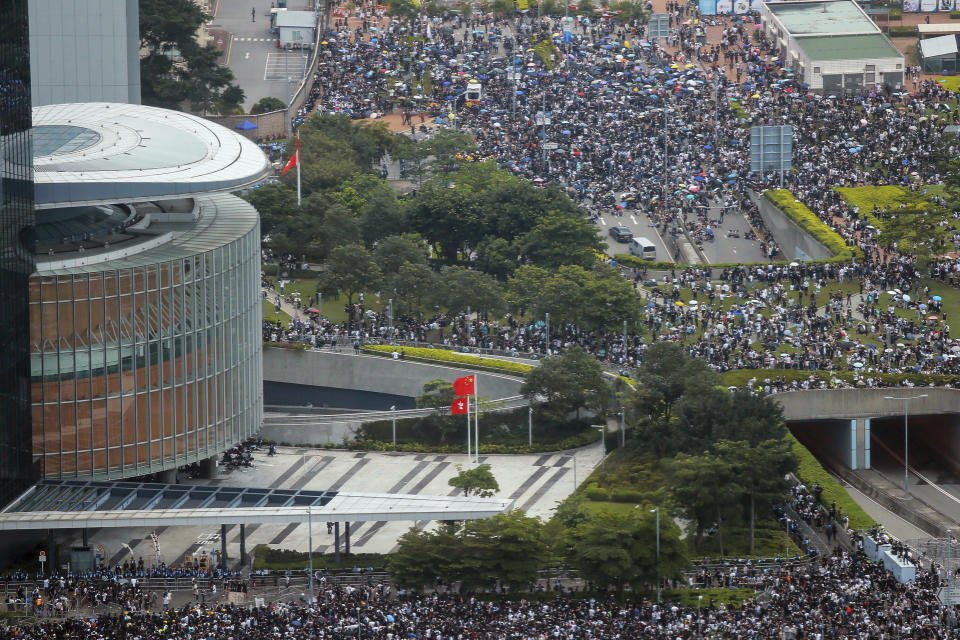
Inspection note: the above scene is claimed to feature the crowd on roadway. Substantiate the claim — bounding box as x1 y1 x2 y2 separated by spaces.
7 537 960 639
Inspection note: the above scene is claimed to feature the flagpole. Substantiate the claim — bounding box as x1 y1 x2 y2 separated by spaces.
296 128 302 206
474 372 480 464
465 396 471 462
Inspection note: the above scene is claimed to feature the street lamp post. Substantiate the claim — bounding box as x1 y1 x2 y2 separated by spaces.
307 506 314 603
651 507 661 603
528 403 533 447
391 405 397 450
562 453 578 490
884 394 928 499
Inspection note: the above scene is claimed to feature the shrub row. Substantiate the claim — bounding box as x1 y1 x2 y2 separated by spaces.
253 547 387 570
583 483 646 503
361 345 533 376
718 368 960 389
764 190 863 261
344 430 600 454
788 433 874 531
888 25 917 36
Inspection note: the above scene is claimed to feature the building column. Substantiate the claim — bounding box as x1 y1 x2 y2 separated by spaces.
220 524 228 568
239 524 246 569
158 468 177 484
200 456 217 479
345 522 351 556
82 528 89 547
47 530 55 575
334 522 341 566
852 418 872 471
849 419 858 470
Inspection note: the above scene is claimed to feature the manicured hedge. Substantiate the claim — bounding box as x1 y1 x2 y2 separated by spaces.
343 430 601 454
788 433 875 531
888 25 917 36
361 344 533 376
254 547 387 570
719 368 960 389
764 190 863 261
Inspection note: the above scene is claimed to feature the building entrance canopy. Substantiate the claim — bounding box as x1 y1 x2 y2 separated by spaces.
0 479 512 530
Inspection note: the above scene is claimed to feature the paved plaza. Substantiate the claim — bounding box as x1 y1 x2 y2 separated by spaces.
84 443 602 569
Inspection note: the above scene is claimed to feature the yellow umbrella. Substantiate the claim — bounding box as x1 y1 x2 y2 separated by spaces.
751 93 760 98
684 64 694 68
670 64 679 69
675 301 685 306
321 41 328 44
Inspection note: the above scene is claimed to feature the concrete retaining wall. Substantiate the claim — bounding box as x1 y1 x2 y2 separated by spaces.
774 388 960 421
263 348 523 399
261 347 525 445
752 192 834 261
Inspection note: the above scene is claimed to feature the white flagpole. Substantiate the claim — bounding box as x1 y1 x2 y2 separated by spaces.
296 129 302 206
465 396 471 462
474 373 480 464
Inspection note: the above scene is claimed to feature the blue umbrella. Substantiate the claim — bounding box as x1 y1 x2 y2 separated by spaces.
703 144 712 150
235 120 258 131
933 295 943 301
561 129 571 135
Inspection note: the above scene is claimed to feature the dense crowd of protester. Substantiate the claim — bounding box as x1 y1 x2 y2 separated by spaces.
259 0 960 392
7 537 960 638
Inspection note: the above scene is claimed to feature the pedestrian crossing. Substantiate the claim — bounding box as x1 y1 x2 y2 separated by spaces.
234 37 275 42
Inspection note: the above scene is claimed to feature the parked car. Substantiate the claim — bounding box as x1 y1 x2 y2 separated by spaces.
609 226 633 242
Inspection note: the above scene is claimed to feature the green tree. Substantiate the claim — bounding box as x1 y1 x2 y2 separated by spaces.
424 128 477 174
448 464 501 497
320 244 382 308
630 342 718 430
390 262 439 321
245 183 298 237
669 451 742 553
520 210 605 269
568 510 686 594
505 265 552 315
416 379 456 414
877 188 951 257
458 511 547 590
521 347 611 419
713 439 796 553
475 237 518 280
436 266 505 318
250 97 287 114
374 234 430 276
387 525 461 588
139 0 244 112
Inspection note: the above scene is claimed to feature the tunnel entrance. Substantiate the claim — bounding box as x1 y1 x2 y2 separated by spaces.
868 413 960 485
789 419 854 472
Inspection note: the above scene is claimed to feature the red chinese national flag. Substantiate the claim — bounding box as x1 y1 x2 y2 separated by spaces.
281 139 299 175
453 375 475 396
451 396 469 415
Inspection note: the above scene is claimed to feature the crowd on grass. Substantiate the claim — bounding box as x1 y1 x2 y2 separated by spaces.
7 536 960 639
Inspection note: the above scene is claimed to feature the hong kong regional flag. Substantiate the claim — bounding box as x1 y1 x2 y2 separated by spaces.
453 375 475 396
281 138 299 175
451 397 469 415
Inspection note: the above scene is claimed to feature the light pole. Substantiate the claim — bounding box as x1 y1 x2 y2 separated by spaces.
884 394 927 499
307 506 314 603
651 507 661 603
620 406 626 448
528 403 533 447
391 405 397 450
562 453 578 490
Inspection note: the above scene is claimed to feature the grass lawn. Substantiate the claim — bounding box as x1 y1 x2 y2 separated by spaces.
262 299 292 325
936 77 960 92
836 185 950 231
272 275 387 323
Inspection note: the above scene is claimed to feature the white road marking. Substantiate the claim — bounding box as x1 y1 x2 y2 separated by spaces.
630 215 638 225
598 217 607 226
245 52 250 59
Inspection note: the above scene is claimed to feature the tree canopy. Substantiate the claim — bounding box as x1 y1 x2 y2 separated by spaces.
139 0 244 113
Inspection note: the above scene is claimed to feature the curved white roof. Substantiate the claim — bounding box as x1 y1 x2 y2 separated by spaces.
32 102 271 208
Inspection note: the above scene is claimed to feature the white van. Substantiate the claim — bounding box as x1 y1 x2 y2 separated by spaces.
629 237 657 260
465 82 482 103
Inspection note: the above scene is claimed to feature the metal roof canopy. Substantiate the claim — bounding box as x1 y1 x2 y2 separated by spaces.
0 479 512 531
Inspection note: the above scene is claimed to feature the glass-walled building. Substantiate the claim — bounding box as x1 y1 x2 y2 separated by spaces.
28 103 270 479
0 0 39 504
